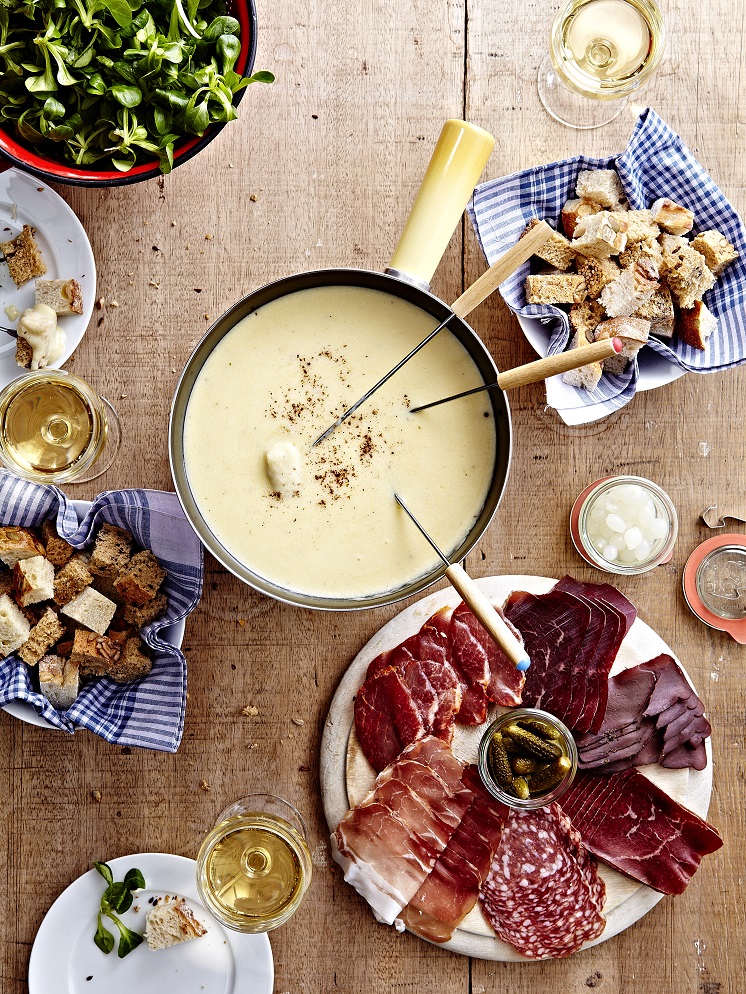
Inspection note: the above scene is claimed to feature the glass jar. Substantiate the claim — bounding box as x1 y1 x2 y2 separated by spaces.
477 708 578 809
570 475 678 575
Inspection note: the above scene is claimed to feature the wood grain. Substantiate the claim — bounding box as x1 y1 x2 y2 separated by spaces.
1 0 745 992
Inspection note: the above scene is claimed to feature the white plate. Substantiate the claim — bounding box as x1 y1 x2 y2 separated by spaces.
28 852 274 994
320 575 714 960
1 500 185 729
0 166 95 381
517 313 686 393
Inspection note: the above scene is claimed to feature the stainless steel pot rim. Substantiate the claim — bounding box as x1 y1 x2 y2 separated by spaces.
169 267 513 611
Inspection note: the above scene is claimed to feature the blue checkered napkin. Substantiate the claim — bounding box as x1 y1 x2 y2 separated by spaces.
467 108 746 424
0 472 203 752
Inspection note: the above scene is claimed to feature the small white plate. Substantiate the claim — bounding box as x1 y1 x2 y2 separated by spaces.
28 852 274 994
517 313 686 393
0 166 95 382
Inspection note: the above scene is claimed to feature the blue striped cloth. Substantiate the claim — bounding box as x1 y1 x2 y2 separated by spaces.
468 109 746 423
0 471 203 752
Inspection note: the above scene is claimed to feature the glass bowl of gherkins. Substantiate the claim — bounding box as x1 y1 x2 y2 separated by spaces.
477 708 578 809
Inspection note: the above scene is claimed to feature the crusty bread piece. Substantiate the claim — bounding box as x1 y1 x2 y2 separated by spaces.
634 284 676 338
113 550 166 606
665 245 716 309
525 273 587 305
609 209 659 244
689 230 738 278
575 169 624 209
676 300 718 350
650 198 694 236
89 523 133 580
594 316 651 374
599 258 659 318
18 606 65 665
13 555 55 606
0 593 31 656
40 519 74 567
123 593 167 629
61 586 116 635
571 211 627 259
659 233 689 260
521 218 575 271
34 279 84 316
0 527 46 567
38 655 80 710
561 330 603 390
108 636 152 683
53 555 93 607
575 255 620 298
145 897 207 950
618 236 663 269
70 629 122 676
0 225 46 287
569 300 606 341
561 198 604 239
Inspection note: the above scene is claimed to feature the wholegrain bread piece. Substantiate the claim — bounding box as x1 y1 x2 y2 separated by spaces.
13 555 55 606
676 300 718 350
34 279 84 316
618 236 663 269
15 337 33 369
53 555 93 606
594 316 651 374
61 586 116 635
650 198 695 236
689 230 738 278
525 273 587 305
634 284 676 338
521 218 576 271
561 198 604 239
70 629 122 677
0 527 46 567
108 636 152 683
113 550 166 606
0 225 47 286
571 211 627 259
123 593 168 629
145 898 207 950
561 330 603 390
18 607 65 665
89 523 133 580
38 655 80 710
569 300 606 341
0 593 31 656
665 245 716 309
41 519 74 567
575 255 620 298
575 169 625 209
599 258 660 318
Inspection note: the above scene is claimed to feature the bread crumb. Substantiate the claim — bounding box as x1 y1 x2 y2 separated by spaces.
291 716 304 726
92 789 102 802
241 705 259 716
237 618 246 626
149 279 160 287
250 194 258 202
199 780 211 791
250 742 259 750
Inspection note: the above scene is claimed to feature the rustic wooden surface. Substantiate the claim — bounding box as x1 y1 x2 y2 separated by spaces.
1 0 744 992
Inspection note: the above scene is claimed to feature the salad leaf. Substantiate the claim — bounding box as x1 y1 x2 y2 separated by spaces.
92 862 145 958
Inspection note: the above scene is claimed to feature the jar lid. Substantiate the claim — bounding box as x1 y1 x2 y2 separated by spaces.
683 534 746 643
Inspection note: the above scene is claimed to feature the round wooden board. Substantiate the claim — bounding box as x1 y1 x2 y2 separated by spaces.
319 575 714 961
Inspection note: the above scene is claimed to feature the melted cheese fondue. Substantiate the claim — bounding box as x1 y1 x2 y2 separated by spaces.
183 285 497 599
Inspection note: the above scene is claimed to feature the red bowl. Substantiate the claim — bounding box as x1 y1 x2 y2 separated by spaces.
0 1 258 187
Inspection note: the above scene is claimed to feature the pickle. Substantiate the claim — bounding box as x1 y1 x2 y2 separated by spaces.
488 735 514 790
501 734 518 754
516 717 563 742
503 723 563 761
510 755 542 777
528 755 572 795
511 777 530 800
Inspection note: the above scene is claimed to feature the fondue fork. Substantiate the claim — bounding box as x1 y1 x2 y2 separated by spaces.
312 221 554 446
408 337 624 412
394 493 531 672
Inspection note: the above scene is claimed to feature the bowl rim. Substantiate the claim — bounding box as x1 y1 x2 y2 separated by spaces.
0 0 258 187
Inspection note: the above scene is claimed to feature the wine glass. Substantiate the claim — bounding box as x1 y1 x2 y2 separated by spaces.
0 369 121 485
538 0 665 129
196 793 313 933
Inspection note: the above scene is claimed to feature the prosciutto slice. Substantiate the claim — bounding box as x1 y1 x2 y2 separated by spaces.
480 803 606 959
559 768 723 895
398 765 509 943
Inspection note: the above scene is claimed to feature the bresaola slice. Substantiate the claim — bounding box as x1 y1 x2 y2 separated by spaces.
480 803 606 959
559 768 723 895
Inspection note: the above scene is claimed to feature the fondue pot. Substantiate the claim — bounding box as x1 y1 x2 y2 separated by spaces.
170 121 513 610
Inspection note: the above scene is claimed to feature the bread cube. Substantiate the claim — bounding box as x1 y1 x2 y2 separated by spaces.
113 550 166 606
522 218 575 271
70 629 122 677
689 230 738 278
89 523 133 580
561 198 604 239
571 212 628 259
634 285 675 338
123 593 168 629
40 519 74 567
145 897 207 950
0 225 46 287
676 300 718 351
618 237 663 269
561 330 603 390
650 198 694 236
575 256 620 298
594 316 651 374
18 607 65 665
53 555 93 607
525 273 587 305
575 169 625 209
0 593 31 656
13 555 55 606
108 637 153 683
599 258 660 318
35 279 84 316
665 246 716 309
569 300 606 342
38 655 80 711
61 586 116 635
0 527 46 567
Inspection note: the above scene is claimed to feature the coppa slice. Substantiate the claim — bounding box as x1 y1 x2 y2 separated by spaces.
559 768 723 895
450 601 524 711
480 803 606 959
353 666 426 772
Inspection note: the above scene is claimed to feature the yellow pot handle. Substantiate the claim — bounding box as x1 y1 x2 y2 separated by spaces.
387 120 495 288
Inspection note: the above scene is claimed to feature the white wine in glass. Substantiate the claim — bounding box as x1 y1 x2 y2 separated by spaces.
538 0 665 129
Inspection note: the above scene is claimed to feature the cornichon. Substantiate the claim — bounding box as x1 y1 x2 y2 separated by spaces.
488 733 514 790
503 723 563 761
528 755 572 794
486 715 571 800
517 716 563 741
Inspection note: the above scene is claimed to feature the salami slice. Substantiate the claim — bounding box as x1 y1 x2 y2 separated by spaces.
479 803 606 959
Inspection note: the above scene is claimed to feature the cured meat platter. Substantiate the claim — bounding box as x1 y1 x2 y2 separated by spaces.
320 575 714 961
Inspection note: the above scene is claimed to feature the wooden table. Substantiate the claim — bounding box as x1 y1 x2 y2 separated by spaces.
1 1 744 991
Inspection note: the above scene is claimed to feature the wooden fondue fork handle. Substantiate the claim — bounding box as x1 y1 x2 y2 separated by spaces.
496 337 623 390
